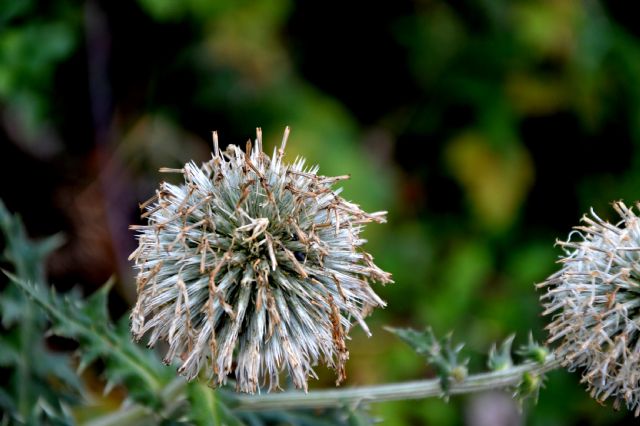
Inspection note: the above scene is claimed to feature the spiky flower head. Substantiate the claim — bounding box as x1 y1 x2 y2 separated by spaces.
129 128 392 393
538 201 640 415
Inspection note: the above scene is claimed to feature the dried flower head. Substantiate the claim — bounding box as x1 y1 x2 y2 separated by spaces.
129 128 392 393
538 201 640 415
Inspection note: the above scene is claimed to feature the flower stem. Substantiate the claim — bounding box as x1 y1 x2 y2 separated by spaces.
81 355 562 425
233 355 562 411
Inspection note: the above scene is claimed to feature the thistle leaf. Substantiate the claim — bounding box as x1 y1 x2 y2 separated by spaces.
487 334 515 372
385 326 468 397
516 332 548 364
5 272 171 406
0 200 79 424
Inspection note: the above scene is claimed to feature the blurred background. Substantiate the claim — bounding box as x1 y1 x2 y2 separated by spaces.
1 0 639 424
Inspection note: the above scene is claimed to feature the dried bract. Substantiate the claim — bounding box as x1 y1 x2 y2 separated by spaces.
129 128 392 393
538 201 640 415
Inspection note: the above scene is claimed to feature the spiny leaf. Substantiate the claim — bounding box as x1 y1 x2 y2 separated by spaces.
84 278 115 325
0 291 27 327
516 332 549 364
36 398 76 426
488 334 515 372
385 326 468 397
76 346 103 375
0 199 78 425
0 199 63 282
514 371 545 407
34 352 84 395
5 272 171 406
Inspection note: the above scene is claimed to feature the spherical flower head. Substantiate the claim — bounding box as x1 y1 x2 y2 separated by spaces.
129 128 392 393
538 201 640 415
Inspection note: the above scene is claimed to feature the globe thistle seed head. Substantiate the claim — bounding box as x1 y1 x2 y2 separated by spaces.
129 128 392 393
538 201 640 415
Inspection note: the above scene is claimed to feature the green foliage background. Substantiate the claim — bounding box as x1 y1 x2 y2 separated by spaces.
2 0 640 424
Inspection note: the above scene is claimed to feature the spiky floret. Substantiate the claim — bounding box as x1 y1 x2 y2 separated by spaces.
538 201 640 415
129 128 392 393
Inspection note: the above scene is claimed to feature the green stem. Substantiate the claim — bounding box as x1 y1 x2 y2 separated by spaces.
14 242 46 424
233 355 562 411
84 355 561 425
17 300 33 422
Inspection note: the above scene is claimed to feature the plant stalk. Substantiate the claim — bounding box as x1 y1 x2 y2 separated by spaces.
233 355 562 411
84 355 561 425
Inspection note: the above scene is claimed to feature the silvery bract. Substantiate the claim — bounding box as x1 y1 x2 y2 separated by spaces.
129 128 392 393
539 201 640 415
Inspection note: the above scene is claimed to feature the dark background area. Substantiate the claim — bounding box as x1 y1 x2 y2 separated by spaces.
2 0 640 424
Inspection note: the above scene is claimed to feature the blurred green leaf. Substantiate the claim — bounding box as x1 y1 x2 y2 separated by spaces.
186 383 243 426
0 0 34 25
7 274 171 407
445 132 533 231
0 199 78 425
427 240 491 329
